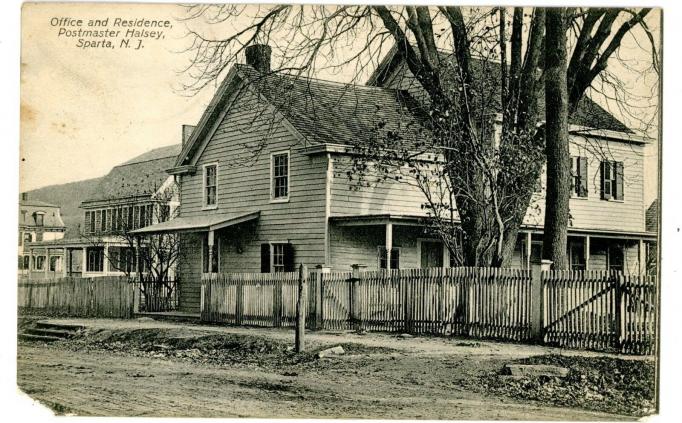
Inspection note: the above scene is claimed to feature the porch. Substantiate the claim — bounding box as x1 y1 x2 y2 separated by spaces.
328 214 657 275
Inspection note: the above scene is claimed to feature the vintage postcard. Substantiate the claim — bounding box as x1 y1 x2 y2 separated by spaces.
17 2 662 420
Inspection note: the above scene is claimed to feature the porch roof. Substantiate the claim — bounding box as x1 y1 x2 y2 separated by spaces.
130 211 260 235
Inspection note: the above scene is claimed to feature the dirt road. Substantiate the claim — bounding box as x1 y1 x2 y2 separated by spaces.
17 320 640 420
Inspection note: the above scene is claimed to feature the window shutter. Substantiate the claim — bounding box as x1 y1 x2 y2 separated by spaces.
260 244 271 273
283 243 295 272
615 161 624 200
84 212 91 233
579 157 588 197
600 161 611 200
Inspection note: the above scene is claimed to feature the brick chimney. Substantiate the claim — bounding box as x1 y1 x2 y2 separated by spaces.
245 44 272 73
182 124 195 147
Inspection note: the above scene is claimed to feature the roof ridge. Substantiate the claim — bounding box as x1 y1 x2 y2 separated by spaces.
236 64 398 92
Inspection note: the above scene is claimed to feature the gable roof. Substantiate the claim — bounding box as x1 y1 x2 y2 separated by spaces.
175 64 433 166
83 144 180 204
368 47 632 134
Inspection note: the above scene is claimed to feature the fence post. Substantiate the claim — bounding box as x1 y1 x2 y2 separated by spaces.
236 275 244 326
350 264 365 331
273 276 283 327
296 264 308 352
531 260 551 342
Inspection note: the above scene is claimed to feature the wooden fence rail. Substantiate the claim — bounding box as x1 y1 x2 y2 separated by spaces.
18 277 135 318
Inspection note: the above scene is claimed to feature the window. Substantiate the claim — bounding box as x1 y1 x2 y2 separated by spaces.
571 157 588 198
608 245 624 273
18 232 22 247
260 243 294 273
139 206 146 228
23 233 32 244
569 241 586 270
23 256 30 270
49 256 62 272
378 247 400 270
86 247 104 272
101 209 108 232
204 164 217 207
34 255 45 270
89 211 96 233
271 152 289 200
36 232 43 242
420 240 444 268
18 255 24 269
127 206 134 229
110 247 136 274
601 161 624 200
34 212 44 227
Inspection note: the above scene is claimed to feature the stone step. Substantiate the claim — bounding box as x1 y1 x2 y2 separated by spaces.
35 321 85 332
19 333 63 343
25 328 74 338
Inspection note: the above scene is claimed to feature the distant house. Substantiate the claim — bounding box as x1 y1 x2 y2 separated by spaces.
25 144 181 280
133 44 658 314
18 194 66 278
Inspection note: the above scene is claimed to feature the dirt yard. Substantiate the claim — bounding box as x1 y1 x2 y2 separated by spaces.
16 317 655 419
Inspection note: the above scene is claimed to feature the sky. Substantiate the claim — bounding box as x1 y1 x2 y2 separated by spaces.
20 3 661 205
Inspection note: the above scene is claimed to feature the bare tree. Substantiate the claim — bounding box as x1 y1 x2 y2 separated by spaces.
180 5 658 267
81 183 180 283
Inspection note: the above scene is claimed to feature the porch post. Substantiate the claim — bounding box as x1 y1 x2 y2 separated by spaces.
525 231 532 269
62 247 68 277
82 247 88 276
584 236 591 271
208 230 215 274
103 244 109 276
385 222 393 271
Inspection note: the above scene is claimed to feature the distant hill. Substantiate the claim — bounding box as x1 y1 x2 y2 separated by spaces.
26 177 103 237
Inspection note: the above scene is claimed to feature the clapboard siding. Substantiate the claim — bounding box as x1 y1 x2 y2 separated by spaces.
524 139 645 232
329 224 423 271
330 155 433 217
330 137 645 233
177 233 202 312
177 87 328 292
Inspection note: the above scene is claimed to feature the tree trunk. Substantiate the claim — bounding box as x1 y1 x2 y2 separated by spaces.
542 8 570 269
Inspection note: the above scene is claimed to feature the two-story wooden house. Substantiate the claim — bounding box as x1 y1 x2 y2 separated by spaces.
25 144 181 280
132 45 657 314
18 193 66 279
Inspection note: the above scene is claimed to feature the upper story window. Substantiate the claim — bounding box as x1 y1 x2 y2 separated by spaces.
203 164 217 208
271 152 289 200
601 160 624 201
34 212 45 227
101 209 108 232
571 156 588 198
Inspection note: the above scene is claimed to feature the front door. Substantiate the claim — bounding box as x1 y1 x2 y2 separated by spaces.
420 241 444 268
